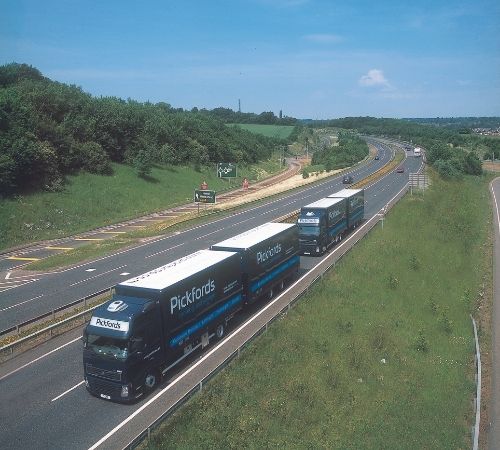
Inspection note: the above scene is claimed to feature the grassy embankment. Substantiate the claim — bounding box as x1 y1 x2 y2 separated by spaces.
229 124 296 139
0 159 283 252
146 172 491 449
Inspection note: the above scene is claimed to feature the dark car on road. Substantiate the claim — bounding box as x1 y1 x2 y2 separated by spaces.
374 155 380 160
396 166 404 173
342 175 353 184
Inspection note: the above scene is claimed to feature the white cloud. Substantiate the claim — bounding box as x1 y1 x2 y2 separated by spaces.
303 34 344 44
359 69 390 88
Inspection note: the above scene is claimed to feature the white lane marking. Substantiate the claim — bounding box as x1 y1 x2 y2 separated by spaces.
69 266 127 287
0 294 44 313
5 272 11 280
0 337 81 382
89 199 399 450
85 268 96 272
146 243 185 259
120 272 130 276
0 278 39 294
491 179 500 235
51 380 85 402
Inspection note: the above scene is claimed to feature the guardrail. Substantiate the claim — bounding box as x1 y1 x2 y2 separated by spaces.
0 288 112 361
122 183 411 450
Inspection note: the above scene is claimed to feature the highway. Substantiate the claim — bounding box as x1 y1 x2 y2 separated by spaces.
2 140 395 330
0 141 424 449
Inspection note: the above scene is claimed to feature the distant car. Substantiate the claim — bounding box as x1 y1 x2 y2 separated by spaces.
374 155 380 160
396 166 404 173
342 175 353 184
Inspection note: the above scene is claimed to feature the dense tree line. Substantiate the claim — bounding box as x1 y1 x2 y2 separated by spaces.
0 63 286 196
311 131 369 171
318 117 491 178
403 117 500 131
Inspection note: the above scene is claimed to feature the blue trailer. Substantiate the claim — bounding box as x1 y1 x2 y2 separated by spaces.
211 222 299 303
83 250 242 402
297 197 347 255
328 188 365 229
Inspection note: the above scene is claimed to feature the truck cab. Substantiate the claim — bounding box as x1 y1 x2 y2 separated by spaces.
297 197 347 255
83 296 163 402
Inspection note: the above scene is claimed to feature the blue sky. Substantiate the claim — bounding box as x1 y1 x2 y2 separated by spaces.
2 0 499 118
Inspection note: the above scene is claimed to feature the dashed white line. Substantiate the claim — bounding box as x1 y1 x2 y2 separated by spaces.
146 243 185 259
0 294 44 313
70 266 127 287
51 380 85 402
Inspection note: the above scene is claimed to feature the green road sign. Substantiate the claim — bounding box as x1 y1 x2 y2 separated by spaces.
217 162 237 178
194 189 216 204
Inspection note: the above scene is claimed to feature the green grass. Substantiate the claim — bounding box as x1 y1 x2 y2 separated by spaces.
0 159 282 251
146 172 491 449
229 123 295 139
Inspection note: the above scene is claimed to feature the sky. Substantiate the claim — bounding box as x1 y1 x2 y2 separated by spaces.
1 0 499 119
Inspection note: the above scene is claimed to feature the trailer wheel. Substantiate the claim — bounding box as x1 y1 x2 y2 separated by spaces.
144 371 159 391
279 280 285 291
216 323 224 339
268 288 274 300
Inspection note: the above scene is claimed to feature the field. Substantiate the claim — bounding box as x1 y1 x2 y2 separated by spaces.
229 123 296 139
146 172 491 449
0 160 282 251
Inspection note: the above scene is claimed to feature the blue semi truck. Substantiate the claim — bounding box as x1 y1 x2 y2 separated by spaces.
83 222 300 402
328 188 365 229
297 197 347 255
211 222 300 303
83 249 243 402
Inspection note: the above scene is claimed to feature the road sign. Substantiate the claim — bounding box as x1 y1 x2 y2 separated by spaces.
409 173 429 192
217 162 237 178
194 189 216 204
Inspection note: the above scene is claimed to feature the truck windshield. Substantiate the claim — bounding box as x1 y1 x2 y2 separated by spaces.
87 334 129 361
298 225 320 237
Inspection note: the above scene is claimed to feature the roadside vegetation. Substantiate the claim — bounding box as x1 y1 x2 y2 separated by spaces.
0 157 285 251
145 171 491 449
0 63 290 197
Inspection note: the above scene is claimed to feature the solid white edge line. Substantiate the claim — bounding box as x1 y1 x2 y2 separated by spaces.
88 185 406 450
52 380 85 402
491 178 500 235
0 336 81 382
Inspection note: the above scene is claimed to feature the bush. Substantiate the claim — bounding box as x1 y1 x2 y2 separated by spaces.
79 141 112 175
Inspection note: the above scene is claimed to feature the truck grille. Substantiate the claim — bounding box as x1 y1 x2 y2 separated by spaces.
86 364 122 381
87 376 122 398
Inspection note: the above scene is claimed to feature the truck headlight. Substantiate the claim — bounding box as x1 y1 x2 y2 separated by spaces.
121 384 130 398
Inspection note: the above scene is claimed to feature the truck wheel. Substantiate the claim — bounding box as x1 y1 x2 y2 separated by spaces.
268 288 274 300
216 323 225 339
279 280 285 291
144 371 158 391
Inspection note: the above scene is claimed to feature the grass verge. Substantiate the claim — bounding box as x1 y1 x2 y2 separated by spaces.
144 171 492 449
0 159 282 251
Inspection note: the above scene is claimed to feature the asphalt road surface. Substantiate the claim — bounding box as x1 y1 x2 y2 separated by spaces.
489 177 500 450
0 141 424 449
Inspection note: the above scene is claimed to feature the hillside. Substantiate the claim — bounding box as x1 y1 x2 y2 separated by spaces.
0 63 291 196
